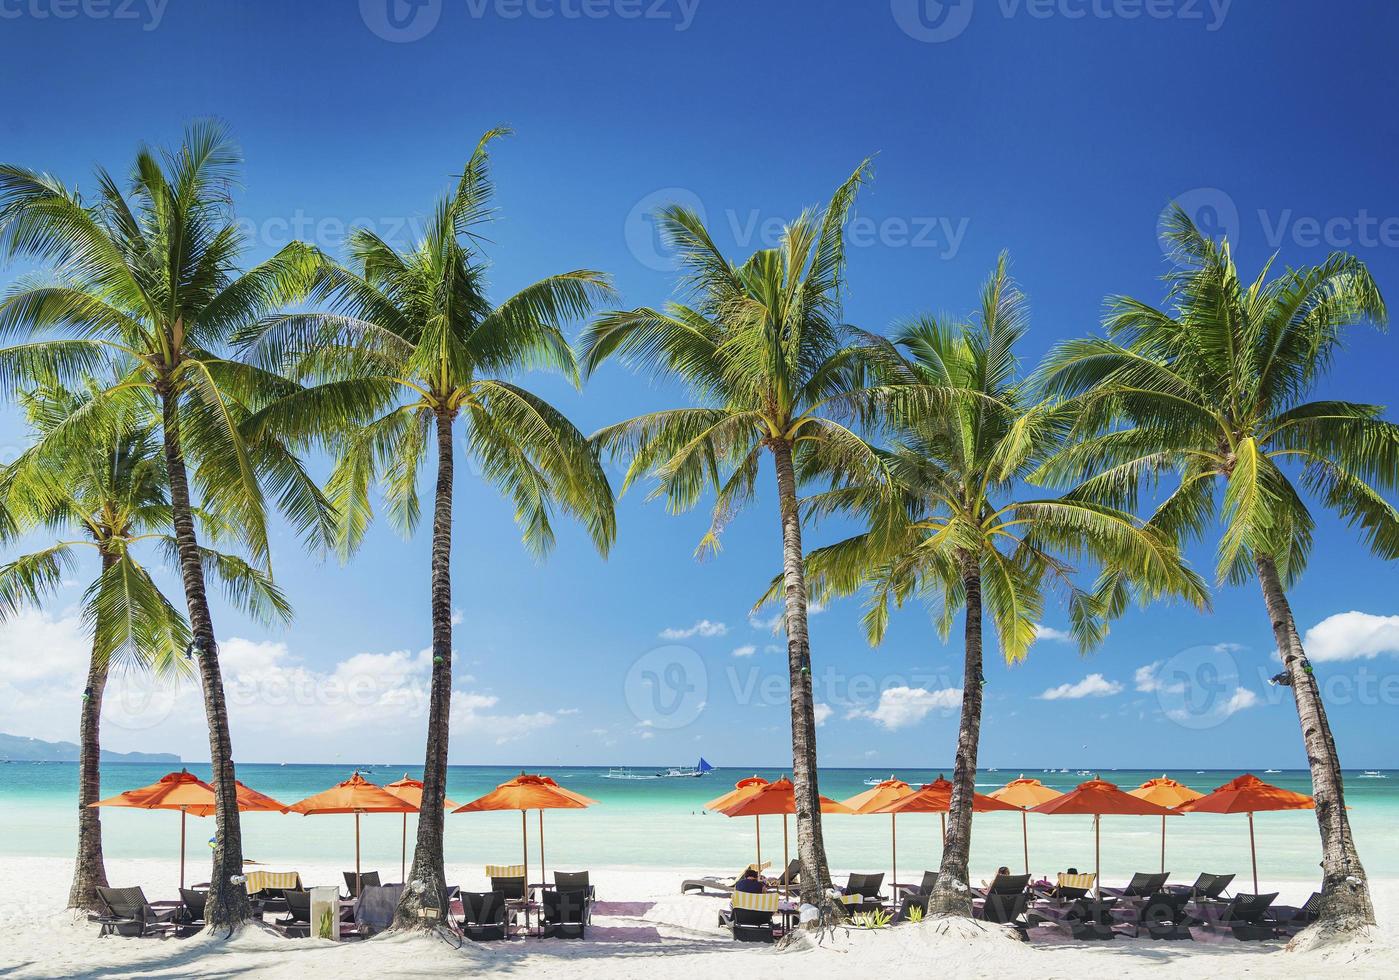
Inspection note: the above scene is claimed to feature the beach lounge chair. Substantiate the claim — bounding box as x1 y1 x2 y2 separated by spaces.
1102 871 1170 899
95 886 181 938
1166 872 1234 903
342 870 381 898
1032 895 1117 940
975 892 1032 938
900 871 938 900
892 891 929 924
177 888 207 937
1265 891 1321 937
681 862 770 895
457 890 510 940
1191 892 1279 941
553 872 594 922
976 873 1031 898
772 859 800 891
350 883 403 938
1111 891 1193 940
842 872 886 905
726 890 780 943
486 864 528 901
274 890 312 938
540 888 590 939
1037 871 1096 900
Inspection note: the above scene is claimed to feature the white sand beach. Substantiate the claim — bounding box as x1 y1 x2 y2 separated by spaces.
1 857 1394 979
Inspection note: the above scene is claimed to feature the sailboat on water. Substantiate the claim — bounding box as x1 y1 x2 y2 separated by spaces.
603 757 716 780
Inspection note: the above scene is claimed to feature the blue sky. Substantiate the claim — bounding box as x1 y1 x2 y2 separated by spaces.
1 0 1397 770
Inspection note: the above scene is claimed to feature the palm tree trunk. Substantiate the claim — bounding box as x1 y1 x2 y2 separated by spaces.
158 386 250 931
1255 554 1374 930
66 545 116 912
769 439 834 911
394 409 455 929
929 552 983 917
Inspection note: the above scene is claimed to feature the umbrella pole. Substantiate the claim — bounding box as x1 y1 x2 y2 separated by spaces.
1094 815 1101 900
522 810 530 933
355 811 362 899
1160 814 1167 874
755 816 761 872
1021 810 1029 876
891 813 898 894
782 814 790 899
939 812 946 847
540 811 546 890
179 805 187 889
1248 811 1258 893
401 813 407 884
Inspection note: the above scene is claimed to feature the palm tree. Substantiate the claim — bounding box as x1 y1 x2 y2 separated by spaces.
0 122 332 928
790 256 1206 916
582 163 905 915
236 129 617 929
0 378 290 912
1038 207 1397 931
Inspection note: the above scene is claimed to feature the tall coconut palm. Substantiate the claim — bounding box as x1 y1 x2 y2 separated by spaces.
0 378 290 912
0 122 332 928
582 163 910 914
788 256 1207 915
236 129 617 929
1038 207 1397 932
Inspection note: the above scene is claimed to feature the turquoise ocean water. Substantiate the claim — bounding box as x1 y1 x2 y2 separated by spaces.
1 763 1393 886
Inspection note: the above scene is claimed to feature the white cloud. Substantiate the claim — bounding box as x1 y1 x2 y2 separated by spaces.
1039 673 1123 701
748 603 824 634
555 707 580 716
731 644 757 658
1303 612 1399 662
450 608 464 626
813 703 833 726
659 619 728 640
1133 661 1186 695
849 686 962 730
1165 685 1259 723
1033 624 1073 644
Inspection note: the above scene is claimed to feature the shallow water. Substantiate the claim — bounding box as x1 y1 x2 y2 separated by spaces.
1 763 1392 888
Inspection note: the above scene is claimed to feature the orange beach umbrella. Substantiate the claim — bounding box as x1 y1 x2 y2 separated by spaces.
384 776 459 885
988 776 1064 875
1128 776 1203 874
715 777 852 894
705 776 770 871
91 769 288 888
842 778 913 892
454 773 596 913
1178 773 1314 892
1031 777 1176 897
873 776 1019 877
289 773 417 896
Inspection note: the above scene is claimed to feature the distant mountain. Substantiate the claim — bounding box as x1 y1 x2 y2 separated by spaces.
0 732 179 764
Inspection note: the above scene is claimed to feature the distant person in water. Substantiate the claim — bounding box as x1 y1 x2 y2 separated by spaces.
733 867 766 894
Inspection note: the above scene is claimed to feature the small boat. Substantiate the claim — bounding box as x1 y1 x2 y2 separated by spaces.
1360 770 1387 778
1264 768 1281 773
602 757 715 780
864 773 897 786
1075 770 1093 777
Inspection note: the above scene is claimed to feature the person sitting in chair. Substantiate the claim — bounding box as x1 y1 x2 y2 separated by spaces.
980 866 1012 890
733 868 766 894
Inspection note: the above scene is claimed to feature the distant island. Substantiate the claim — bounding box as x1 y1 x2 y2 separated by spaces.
0 732 179 765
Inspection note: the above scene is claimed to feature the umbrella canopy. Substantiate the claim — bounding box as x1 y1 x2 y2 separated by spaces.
1031 777 1175 896
1178 774 1314 892
454 773 596 918
871 776 1018 878
1130 776 1204 873
842 779 913 893
384 776 460 884
988 775 1065 874
91 769 288 887
716 778 851 895
705 777 771 872
290 773 416 896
